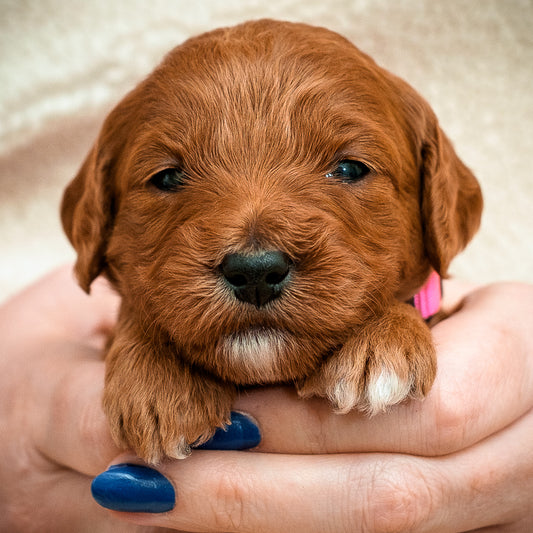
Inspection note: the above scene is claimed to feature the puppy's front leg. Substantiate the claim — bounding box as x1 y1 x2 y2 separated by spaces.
297 302 437 415
103 313 235 464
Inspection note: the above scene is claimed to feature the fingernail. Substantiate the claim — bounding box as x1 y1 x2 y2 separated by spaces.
196 411 261 450
91 464 175 513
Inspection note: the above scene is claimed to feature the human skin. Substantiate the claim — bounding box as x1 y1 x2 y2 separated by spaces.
0 266 532 532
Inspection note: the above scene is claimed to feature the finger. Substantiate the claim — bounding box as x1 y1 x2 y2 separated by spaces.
97 409 533 533
42 265 119 349
0 266 122 475
427 408 533 532
104 451 403 533
33 356 120 476
56 268 119 349
0 264 119 353
233 282 533 456
20 469 140 533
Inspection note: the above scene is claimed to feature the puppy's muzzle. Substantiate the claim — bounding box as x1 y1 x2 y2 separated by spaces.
220 251 292 307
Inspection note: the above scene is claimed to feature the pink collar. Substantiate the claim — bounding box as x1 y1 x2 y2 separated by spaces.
413 271 442 320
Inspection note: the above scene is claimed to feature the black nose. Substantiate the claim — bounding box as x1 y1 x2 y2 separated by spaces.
220 251 292 307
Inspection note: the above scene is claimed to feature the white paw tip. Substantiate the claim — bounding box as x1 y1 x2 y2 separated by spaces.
330 380 359 414
366 368 412 415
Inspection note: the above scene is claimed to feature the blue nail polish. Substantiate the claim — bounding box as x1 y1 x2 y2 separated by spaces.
196 411 261 451
91 464 175 513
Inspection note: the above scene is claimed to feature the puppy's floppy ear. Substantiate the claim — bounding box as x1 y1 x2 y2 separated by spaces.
61 138 116 293
61 84 142 292
418 108 483 276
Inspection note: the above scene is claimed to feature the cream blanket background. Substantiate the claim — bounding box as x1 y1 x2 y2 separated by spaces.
1 0 532 302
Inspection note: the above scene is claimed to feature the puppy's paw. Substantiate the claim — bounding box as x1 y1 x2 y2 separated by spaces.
364 366 414 415
297 343 366 413
104 356 234 464
298 303 437 415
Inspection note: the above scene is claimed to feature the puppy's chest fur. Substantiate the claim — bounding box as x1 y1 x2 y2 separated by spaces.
62 19 482 463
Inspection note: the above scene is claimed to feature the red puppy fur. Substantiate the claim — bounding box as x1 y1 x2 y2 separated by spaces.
62 20 482 463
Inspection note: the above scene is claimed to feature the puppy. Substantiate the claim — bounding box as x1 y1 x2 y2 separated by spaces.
62 19 482 463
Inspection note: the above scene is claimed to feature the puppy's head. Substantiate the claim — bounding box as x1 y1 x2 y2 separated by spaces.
62 20 482 383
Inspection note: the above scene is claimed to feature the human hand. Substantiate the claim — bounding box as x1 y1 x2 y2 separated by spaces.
0 266 259 532
2 268 532 532
93 281 533 532
0 266 161 532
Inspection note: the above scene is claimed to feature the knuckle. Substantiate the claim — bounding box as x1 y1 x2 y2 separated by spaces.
209 461 251 531
428 389 469 455
77 386 103 444
428 315 514 456
77 398 113 462
3 500 28 533
353 460 435 533
2 453 37 533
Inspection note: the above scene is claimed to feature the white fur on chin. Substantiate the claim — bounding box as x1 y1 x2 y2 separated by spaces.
223 329 285 378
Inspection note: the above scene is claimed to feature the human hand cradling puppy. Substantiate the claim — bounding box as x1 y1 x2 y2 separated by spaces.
2 270 532 532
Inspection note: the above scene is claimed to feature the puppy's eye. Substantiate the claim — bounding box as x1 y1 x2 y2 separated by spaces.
149 168 187 191
326 160 371 183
